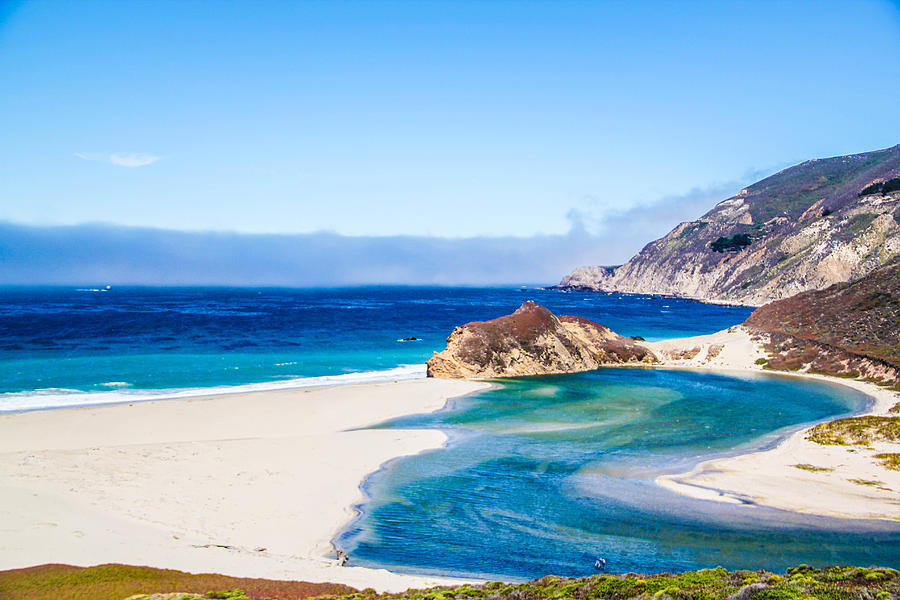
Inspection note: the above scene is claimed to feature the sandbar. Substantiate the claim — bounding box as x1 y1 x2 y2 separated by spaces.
647 327 900 521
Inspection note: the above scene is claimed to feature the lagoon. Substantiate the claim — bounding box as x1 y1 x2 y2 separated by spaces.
338 368 899 580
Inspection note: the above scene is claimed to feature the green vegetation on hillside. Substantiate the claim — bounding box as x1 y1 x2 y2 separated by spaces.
859 177 900 197
846 213 878 235
746 148 898 223
710 233 752 253
4 564 900 600
324 566 900 600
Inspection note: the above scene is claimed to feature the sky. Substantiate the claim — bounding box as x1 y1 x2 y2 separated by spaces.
1 1 899 284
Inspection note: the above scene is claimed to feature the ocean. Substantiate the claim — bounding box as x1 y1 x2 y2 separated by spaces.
0 286 751 411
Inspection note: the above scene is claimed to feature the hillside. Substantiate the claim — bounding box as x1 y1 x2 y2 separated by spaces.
744 256 900 385
560 144 900 305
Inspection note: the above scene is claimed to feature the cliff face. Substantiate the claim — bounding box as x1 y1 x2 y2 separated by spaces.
560 144 900 306
426 301 656 378
743 257 900 385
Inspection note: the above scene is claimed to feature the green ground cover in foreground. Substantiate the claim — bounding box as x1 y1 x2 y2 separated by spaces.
0 563 352 600
3 564 900 600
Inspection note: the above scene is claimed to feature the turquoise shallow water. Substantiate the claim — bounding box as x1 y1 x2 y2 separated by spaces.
336 369 900 580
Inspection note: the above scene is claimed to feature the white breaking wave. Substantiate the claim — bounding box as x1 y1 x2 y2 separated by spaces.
0 364 427 413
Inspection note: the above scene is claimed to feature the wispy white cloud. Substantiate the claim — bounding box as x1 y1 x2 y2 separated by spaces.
75 152 160 168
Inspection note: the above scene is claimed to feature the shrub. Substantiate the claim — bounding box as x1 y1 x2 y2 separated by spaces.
711 233 752 253
883 177 900 194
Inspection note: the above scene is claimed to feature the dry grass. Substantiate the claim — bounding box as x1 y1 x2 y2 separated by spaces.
848 478 884 487
874 453 900 471
807 416 900 445
790 463 834 472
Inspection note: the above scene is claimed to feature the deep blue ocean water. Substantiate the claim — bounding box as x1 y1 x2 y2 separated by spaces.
0 286 751 411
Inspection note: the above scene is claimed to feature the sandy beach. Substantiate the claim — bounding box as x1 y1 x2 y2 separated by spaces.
2 328 898 592
647 327 900 521
0 378 488 592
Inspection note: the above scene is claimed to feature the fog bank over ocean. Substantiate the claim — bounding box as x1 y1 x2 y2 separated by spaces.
0 221 612 286
0 180 759 287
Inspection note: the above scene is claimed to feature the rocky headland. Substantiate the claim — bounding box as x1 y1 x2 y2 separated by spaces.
559 144 900 305
426 301 656 378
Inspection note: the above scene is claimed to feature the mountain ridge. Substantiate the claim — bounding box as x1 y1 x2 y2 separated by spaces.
560 144 900 305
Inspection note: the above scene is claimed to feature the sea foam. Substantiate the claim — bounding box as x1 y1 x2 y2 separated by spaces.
0 363 426 413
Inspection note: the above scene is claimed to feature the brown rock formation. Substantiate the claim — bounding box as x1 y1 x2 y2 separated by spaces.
426 301 657 379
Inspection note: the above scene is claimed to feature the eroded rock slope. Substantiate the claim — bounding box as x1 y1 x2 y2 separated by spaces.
561 144 900 305
426 301 656 378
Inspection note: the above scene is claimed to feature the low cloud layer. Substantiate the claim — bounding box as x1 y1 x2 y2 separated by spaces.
75 152 160 167
0 222 609 286
0 175 760 286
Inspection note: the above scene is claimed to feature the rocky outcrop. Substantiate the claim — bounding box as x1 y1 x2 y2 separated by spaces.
426 301 657 379
560 144 900 305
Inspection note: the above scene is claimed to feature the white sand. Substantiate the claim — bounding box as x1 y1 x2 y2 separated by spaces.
648 327 900 520
0 378 489 591
3 327 897 592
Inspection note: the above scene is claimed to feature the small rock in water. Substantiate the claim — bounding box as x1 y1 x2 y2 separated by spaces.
401 336 420 341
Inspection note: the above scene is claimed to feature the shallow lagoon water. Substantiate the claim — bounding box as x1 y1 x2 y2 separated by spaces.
337 369 900 580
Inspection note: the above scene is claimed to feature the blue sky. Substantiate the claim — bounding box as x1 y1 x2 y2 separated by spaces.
0 0 899 284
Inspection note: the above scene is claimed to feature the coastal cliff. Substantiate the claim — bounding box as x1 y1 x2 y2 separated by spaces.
426 301 656 378
560 144 900 305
